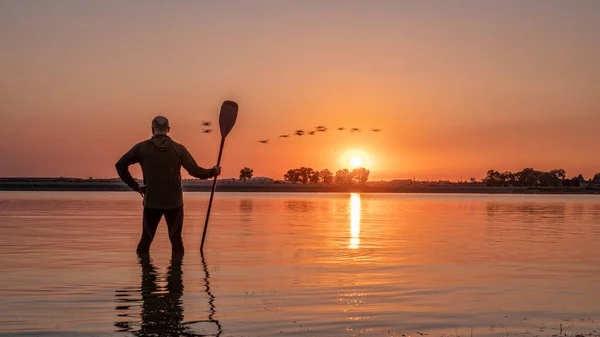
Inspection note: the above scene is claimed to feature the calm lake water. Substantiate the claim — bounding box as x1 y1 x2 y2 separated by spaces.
1 191 599 337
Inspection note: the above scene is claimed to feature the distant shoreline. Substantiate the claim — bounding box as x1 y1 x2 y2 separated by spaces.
0 179 598 194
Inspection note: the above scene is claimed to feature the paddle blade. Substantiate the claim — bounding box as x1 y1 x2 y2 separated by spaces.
219 100 238 138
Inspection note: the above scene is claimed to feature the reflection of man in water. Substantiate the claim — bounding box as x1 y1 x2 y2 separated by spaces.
115 253 221 337
138 253 189 336
115 253 196 336
115 116 221 254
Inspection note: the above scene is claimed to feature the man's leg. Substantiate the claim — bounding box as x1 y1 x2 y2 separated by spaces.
164 207 185 253
137 208 163 254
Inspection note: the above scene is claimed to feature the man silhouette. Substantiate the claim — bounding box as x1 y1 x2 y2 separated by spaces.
116 116 220 254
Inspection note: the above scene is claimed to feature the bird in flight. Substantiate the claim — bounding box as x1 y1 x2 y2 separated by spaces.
371 128 382 132
308 131 316 135
351 128 361 133
201 121 211 127
279 134 290 138
294 130 305 136
202 129 212 133
337 127 346 131
316 126 328 132
258 139 270 144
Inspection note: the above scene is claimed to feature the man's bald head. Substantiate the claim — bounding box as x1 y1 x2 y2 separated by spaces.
151 116 170 135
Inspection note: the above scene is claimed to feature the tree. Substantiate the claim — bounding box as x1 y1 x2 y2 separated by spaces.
485 170 503 187
335 169 352 185
517 168 541 187
542 169 566 187
309 170 320 184
537 172 555 187
569 176 580 187
284 169 300 184
502 171 516 186
239 167 254 182
562 178 572 187
593 173 600 183
498 172 508 186
352 167 370 184
550 169 566 180
484 168 571 187
320 169 334 184
298 167 314 184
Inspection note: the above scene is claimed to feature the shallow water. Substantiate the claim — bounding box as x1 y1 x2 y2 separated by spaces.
0 191 599 337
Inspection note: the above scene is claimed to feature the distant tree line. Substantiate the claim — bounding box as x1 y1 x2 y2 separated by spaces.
284 167 370 185
485 168 600 187
234 166 598 187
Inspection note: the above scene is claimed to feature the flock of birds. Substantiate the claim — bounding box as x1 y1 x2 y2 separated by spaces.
201 121 212 133
200 121 382 143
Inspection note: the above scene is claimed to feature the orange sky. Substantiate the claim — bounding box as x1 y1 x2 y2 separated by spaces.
1 1 599 181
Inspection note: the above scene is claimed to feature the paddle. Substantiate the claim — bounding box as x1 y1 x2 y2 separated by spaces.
200 100 238 252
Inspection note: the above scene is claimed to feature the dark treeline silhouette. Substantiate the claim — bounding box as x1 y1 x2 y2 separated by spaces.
485 168 600 187
284 167 370 185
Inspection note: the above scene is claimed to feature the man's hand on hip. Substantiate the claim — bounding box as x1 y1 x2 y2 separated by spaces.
136 184 147 198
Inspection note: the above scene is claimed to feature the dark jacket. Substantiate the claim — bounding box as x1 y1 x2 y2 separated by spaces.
115 134 216 209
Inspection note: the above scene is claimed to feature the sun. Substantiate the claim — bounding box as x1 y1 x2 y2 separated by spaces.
350 156 363 168
340 149 372 170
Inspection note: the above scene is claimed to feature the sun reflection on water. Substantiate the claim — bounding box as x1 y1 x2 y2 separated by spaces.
349 193 360 249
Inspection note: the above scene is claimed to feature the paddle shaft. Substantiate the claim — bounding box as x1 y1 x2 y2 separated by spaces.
200 136 225 252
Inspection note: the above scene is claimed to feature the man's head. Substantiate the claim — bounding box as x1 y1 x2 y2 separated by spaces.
151 116 170 135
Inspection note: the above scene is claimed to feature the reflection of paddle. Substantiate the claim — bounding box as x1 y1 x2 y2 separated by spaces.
185 251 222 336
201 251 222 335
201 100 238 252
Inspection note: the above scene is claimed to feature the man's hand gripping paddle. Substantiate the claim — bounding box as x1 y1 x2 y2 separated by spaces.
200 100 238 252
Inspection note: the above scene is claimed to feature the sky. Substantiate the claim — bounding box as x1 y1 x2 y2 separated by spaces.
1 0 599 181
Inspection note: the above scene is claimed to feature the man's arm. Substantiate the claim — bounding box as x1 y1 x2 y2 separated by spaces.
115 143 141 191
180 146 216 179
